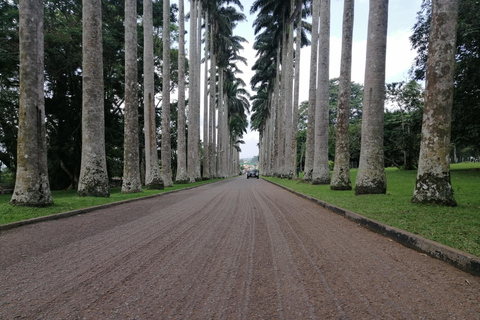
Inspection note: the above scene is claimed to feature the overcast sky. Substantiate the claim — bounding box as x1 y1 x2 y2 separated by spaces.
171 0 423 159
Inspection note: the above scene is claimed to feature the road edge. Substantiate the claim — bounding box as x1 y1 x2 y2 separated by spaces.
263 178 480 277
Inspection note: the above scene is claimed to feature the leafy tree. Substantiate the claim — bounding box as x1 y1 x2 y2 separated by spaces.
410 0 480 156
384 81 423 170
0 1 19 171
0 0 182 192
296 100 309 172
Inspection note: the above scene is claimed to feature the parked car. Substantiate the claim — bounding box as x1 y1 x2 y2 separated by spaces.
247 169 259 179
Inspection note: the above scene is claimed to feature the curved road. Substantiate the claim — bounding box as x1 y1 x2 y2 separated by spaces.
0 177 479 319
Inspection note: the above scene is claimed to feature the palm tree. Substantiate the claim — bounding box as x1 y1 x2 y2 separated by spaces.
311 0 330 185
273 53 282 175
144 0 164 189
77 0 110 197
208 19 217 178
175 0 189 183
122 0 142 193
303 0 318 182
194 1 203 180
218 67 227 177
283 1 295 178
291 7 303 178
162 0 173 187
355 0 388 195
208 1 246 177
331 0 354 191
187 0 201 182
225 70 250 165
11 0 53 206
250 0 293 178
202 11 210 180
250 0 312 178
412 0 459 206
251 86 270 173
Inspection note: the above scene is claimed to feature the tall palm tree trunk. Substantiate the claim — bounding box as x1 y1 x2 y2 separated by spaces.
292 9 302 178
331 0 354 190
11 0 53 206
175 0 189 183
412 0 458 206
194 2 203 180
218 67 225 178
187 0 198 182
355 0 388 195
284 11 295 179
202 11 210 180
162 0 173 187
278 32 288 177
78 0 110 197
122 0 142 193
303 0 319 182
274 48 283 176
209 28 217 178
143 0 164 189
258 130 264 173
266 108 274 175
312 0 331 185
272 79 280 175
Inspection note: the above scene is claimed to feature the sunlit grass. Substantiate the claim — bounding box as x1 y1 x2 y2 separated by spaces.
263 163 480 257
0 179 223 225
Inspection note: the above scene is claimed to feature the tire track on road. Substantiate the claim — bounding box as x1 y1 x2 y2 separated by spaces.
1 177 479 319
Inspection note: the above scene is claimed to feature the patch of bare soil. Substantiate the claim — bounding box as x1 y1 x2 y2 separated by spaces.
1 177 479 319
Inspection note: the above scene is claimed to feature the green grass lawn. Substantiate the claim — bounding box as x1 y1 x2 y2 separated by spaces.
263 162 480 257
0 179 223 226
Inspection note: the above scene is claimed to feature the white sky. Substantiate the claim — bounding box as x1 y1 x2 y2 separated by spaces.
171 0 423 159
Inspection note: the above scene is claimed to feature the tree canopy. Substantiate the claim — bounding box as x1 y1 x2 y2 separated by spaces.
410 0 480 155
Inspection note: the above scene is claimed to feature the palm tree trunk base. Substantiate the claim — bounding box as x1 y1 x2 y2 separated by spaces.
10 177 53 207
121 182 142 194
146 179 165 190
411 173 457 206
175 178 190 184
355 183 386 196
302 169 313 182
311 178 330 186
330 185 352 191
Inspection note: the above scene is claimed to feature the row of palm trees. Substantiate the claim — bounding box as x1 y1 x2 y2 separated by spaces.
250 0 459 206
11 0 250 206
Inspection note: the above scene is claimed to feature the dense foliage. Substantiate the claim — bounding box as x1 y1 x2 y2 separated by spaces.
294 79 424 172
1 0 179 189
410 0 480 157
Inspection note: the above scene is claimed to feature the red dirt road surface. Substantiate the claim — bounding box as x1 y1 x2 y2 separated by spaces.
1 177 479 319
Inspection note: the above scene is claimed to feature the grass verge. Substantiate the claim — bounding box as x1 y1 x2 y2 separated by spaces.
0 179 223 226
263 162 480 258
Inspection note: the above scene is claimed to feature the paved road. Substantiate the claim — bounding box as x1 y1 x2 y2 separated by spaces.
0 177 479 319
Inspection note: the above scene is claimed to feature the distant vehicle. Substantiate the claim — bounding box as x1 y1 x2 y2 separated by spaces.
247 169 259 179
